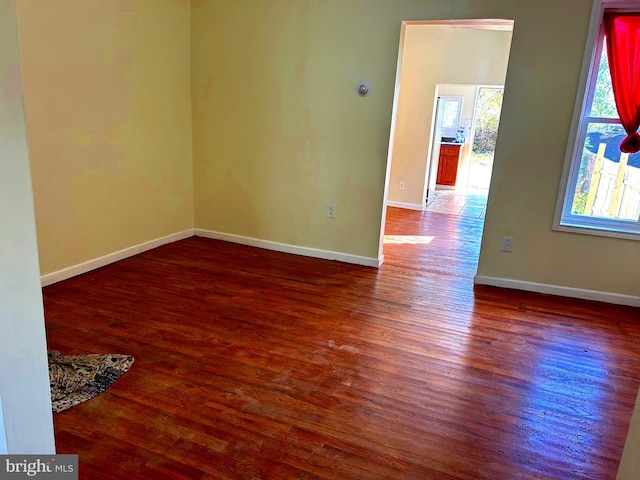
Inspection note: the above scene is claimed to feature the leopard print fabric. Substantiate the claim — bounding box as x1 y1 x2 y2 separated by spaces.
48 350 134 414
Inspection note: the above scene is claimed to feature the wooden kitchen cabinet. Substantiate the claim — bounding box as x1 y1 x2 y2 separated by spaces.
436 144 461 186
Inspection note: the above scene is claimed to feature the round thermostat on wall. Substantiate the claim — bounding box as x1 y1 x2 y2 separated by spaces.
356 81 371 97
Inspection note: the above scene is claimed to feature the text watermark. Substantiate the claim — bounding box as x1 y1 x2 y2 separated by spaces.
0 455 77 479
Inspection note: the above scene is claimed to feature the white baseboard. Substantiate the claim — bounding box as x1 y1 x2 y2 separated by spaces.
474 275 640 307
194 229 381 268
387 201 425 211
41 229 195 287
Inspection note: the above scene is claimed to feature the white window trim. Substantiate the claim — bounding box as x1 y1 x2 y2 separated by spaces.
553 0 640 241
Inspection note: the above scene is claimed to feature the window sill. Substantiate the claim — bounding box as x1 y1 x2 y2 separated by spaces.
553 221 640 241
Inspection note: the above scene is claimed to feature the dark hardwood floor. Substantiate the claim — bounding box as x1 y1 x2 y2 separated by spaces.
44 207 640 479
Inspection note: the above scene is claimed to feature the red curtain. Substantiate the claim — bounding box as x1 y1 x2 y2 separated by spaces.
604 13 640 153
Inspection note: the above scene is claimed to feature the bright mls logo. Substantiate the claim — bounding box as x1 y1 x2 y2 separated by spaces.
0 455 77 479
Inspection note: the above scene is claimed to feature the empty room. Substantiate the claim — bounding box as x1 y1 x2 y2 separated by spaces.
2 0 640 479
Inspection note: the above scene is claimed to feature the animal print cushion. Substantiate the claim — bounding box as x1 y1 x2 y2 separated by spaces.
48 350 134 414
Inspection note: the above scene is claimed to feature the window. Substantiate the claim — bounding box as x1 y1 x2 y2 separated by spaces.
555 2 640 239
440 96 462 130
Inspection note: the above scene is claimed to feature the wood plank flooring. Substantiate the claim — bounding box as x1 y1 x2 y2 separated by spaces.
43 207 640 479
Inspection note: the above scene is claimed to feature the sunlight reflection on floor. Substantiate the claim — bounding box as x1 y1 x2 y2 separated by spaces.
383 235 436 245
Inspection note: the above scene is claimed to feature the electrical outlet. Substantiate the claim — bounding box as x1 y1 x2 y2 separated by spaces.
501 236 513 253
399 181 406 190
326 204 336 218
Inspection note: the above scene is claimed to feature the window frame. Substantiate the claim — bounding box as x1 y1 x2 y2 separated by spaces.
553 0 640 240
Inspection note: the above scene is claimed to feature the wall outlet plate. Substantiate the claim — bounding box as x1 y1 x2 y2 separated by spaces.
326 204 336 218
501 236 513 253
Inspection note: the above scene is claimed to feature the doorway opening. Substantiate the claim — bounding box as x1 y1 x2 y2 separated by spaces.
467 87 505 190
378 18 514 263
424 84 505 217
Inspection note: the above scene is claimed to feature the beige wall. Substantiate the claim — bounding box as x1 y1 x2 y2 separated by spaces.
437 84 480 189
17 0 194 276
192 0 392 260
17 0 635 299
14 1 637 295
475 2 640 297
193 0 640 295
389 25 512 207
194 0 640 294
0 0 55 454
